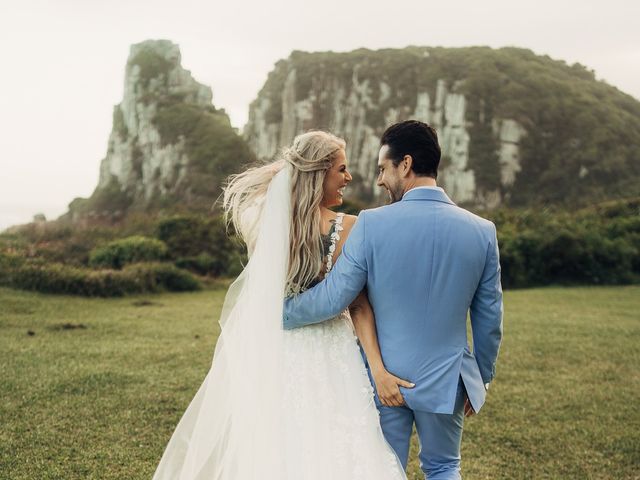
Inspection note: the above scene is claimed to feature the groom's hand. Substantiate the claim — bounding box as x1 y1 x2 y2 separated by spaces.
373 370 415 407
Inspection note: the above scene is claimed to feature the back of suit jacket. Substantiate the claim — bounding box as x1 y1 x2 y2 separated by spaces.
283 187 503 414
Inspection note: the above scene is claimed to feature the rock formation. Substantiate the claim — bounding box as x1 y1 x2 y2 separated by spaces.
245 47 640 208
68 40 254 221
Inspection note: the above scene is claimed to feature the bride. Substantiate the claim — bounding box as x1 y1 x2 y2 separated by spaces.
152 131 412 479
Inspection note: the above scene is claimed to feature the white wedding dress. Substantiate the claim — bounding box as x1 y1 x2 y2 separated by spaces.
152 166 406 480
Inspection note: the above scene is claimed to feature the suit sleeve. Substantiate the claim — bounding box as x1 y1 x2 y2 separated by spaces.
469 222 504 384
283 211 369 329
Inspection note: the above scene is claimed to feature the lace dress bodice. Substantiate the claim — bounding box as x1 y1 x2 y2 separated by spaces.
306 212 346 290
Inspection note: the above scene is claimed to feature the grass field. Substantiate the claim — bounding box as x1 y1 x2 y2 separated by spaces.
1 285 638 479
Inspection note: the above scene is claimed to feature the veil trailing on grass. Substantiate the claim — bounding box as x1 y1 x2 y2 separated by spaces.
152 165 291 479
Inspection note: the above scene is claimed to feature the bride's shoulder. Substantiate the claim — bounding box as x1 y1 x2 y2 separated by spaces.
341 213 358 228
339 214 358 238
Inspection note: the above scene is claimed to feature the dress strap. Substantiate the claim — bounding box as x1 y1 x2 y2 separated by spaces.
325 213 345 273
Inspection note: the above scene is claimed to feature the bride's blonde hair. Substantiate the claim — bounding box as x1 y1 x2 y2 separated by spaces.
223 131 346 294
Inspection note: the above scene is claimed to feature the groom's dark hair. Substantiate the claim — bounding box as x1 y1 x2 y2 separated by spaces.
380 120 441 179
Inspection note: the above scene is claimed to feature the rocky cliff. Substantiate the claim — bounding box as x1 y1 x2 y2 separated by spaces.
245 47 640 208
68 40 254 221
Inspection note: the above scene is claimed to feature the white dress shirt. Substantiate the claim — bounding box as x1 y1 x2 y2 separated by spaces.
402 185 444 199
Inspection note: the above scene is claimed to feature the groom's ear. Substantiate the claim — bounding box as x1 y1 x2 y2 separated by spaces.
400 155 413 177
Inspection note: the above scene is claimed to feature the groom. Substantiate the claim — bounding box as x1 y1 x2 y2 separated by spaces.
283 120 503 479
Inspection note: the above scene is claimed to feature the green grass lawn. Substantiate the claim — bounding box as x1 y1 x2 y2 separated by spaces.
1 285 638 479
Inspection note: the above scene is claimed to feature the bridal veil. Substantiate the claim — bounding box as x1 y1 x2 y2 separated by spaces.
152 165 291 479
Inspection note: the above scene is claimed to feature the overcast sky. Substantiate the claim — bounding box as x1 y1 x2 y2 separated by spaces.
1 0 638 231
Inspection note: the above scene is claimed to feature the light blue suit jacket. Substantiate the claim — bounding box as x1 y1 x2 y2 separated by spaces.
283 188 503 414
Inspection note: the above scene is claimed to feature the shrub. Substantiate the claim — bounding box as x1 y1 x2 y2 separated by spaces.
155 216 206 258
175 253 220 276
491 200 640 288
89 236 168 269
0 252 27 285
156 215 241 276
123 262 201 292
2 261 200 297
539 228 635 285
7 263 121 296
